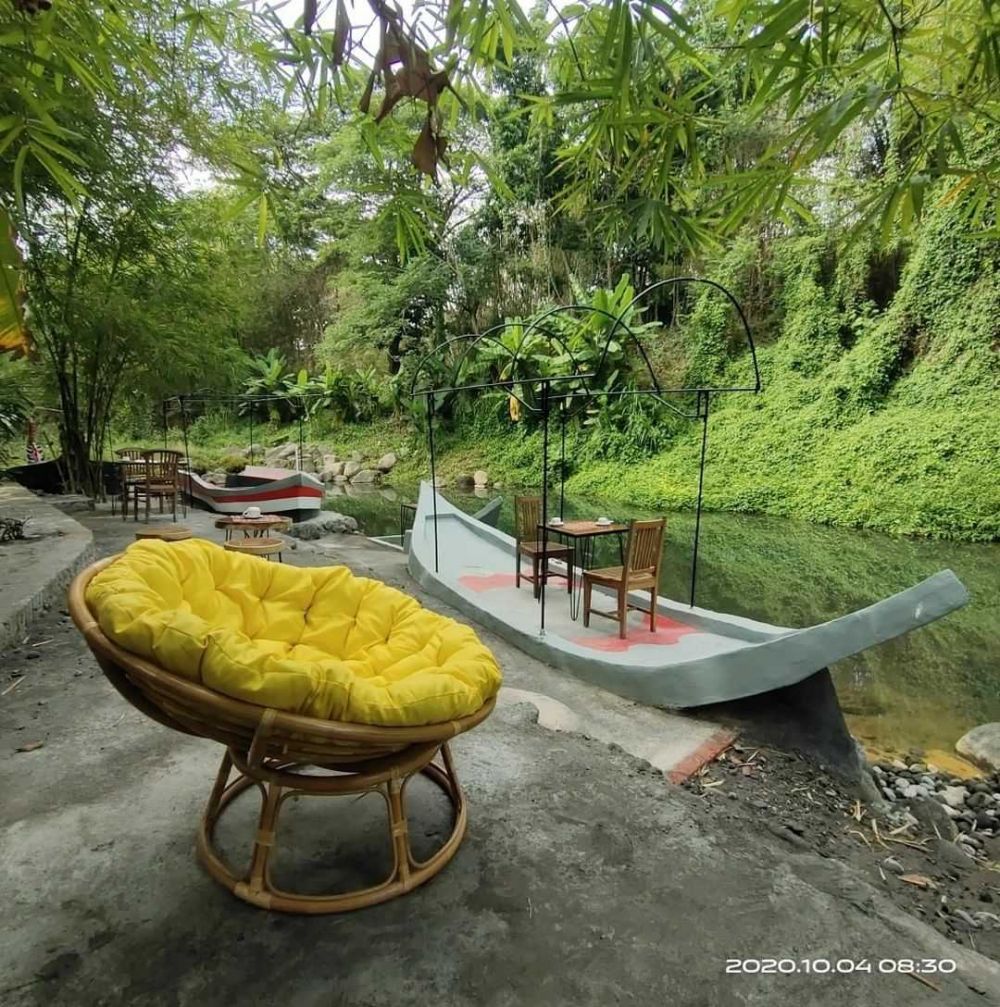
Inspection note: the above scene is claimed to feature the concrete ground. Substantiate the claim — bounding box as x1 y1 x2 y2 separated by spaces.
1 507 999 1005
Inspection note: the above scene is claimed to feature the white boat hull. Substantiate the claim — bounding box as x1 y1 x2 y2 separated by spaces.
407 483 970 708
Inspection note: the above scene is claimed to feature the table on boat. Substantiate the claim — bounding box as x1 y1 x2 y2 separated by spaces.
540 520 627 621
214 515 292 541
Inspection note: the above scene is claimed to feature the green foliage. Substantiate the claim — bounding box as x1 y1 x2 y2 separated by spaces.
239 351 392 426
0 355 31 462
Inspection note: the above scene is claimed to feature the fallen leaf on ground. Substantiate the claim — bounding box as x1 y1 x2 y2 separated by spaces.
899 873 935 889
15 740 44 753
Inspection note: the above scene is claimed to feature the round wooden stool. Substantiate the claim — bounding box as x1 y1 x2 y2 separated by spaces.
224 536 284 561
135 526 193 542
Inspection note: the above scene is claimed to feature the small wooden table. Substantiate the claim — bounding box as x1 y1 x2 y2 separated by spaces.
215 515 291 541
224 536 285 562
540 520 627 620
134 526 193 542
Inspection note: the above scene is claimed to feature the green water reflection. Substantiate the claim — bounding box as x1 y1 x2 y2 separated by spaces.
324 482 1000 756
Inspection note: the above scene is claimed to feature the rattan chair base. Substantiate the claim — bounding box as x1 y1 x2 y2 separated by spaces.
196 742 467 915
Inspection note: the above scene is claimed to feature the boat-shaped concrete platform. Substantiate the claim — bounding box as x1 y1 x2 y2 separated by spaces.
408 483 970 709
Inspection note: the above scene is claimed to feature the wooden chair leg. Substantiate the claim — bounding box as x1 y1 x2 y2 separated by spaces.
532 556 540 599
583 578 591 627
650 588 657 631
566 556 573 594
515 548 521 589
133 484 139 522
617 586 628 640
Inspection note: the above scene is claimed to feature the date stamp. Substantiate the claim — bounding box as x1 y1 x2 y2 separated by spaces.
725 958 956 976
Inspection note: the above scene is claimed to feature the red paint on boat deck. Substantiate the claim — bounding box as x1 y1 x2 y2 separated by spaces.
573 614 699 652
459 572 569 592
666 729 736 784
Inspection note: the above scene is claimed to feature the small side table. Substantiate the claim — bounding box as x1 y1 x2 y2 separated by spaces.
215 516 292 541
135 526 193 543
224 536 284 562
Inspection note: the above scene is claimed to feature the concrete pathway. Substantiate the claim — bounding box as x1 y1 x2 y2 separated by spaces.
1 506 998 1005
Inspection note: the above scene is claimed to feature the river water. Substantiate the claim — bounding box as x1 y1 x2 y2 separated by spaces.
324 483 999 760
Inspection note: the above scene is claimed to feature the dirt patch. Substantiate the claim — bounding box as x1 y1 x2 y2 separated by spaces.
684 743 1000 961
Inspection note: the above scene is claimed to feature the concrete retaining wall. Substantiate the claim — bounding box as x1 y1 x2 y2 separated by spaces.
0 482 95 651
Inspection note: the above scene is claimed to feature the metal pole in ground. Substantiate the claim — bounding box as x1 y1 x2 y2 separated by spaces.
559 399 566 520
690 390 709 608
427 394 439 574
540 380 550 635
180 396 190 517
248 406 254 466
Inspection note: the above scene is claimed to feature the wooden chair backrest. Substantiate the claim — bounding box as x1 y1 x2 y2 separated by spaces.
119 459 146 485
115 447 145 460
514 495 541 543
141 449 182 485
624 517 666 581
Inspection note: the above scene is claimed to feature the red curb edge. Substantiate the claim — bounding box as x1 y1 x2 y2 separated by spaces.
666 728 737 784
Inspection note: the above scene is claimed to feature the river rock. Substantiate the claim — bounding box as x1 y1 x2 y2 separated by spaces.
473 469 489 487
203 470 226 486
907 796 957 839
350 468 379 485
275 442 298 461
320 461 344 482
930 837 974 870
286 520 323 541
454 473 474 488
376 452 397 473
333 474 348 484
349 450 363 463
941 785 969 809
956 724 1000 773
343 460 363 480
322 513 358 534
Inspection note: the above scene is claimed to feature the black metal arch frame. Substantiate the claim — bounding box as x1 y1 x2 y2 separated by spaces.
408 277 762 630
162 390 319 481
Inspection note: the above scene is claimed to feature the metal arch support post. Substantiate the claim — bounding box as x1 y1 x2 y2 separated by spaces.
427 395 439 574
540 380 551 635
690 390 710 608
559 399 567 520
179 396 190 518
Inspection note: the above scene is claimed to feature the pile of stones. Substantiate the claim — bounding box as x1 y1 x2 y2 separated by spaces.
872 760 1000 856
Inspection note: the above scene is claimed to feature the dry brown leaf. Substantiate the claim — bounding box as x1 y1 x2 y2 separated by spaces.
898 873 935 890
303 0 317 35
331 0 350 66
411 117 439 179
15 740 44 753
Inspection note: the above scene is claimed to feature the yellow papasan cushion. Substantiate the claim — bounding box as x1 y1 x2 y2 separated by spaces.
86 538 501 727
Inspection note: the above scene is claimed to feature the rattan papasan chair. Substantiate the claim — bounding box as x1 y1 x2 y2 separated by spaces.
68 538 501 914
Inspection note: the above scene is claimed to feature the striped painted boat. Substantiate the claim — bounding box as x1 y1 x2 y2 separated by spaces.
182 466 324 517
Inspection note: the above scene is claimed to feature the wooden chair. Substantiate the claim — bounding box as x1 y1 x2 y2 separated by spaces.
582 517 666 639
115 448 146 520
514 495 573 599
133 449 184 523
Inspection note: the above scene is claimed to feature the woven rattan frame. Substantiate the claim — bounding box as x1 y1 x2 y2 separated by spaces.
68 555 495 914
